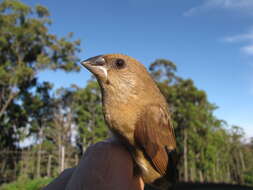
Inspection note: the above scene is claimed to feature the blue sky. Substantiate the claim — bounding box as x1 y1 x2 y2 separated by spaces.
23 0 253 138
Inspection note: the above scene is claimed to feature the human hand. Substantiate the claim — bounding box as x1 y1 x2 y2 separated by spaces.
43 140 144 190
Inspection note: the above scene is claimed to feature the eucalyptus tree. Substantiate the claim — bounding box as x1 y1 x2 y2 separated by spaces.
0 0 80 149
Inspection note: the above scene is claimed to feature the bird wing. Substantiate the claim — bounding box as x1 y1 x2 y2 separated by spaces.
134 104 177 176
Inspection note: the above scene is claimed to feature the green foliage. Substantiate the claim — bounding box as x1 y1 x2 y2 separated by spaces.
0 0 80 150
149 58 178 84
73 80 108 148
149 59 252 184
0 178 52 190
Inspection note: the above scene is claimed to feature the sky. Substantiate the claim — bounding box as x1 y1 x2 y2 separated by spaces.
22 0 253 138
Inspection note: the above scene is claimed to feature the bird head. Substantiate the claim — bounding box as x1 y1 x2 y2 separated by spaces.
81 54 153 93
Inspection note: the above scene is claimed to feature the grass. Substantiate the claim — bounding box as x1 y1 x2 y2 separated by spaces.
174 182 253 190
1 179 253 190
0 178 52 190
145 183 253 190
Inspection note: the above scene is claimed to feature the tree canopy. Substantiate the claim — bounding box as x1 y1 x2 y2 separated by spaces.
0 0 80 149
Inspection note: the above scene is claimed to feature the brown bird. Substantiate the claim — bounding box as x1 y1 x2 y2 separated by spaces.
81 54 178 190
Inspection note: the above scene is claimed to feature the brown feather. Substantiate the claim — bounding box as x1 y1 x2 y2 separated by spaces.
134 104 176 176
82 54 178 189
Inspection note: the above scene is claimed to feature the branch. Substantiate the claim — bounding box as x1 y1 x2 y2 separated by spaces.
0 91 18 119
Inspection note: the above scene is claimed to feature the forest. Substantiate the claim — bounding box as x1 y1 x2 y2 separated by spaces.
0 0 253 189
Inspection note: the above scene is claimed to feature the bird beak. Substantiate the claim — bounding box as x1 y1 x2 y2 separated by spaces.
81 56 105 67
81 56 108 81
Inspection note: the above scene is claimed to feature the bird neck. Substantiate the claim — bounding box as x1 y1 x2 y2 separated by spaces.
104 87 138 107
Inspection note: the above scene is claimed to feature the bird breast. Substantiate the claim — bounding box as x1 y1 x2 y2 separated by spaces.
104 100 138 144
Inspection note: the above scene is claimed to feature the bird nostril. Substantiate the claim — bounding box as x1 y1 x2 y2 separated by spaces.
93 57 105 66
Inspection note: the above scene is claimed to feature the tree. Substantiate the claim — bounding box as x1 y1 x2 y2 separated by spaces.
23 82 55 178
49 86 78 173
149 59 223 182
73 80 109 151
0 0 80 150
149 59 178 84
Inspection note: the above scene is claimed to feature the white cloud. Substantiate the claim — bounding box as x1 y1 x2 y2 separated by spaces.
223 28 253 56
184 0 253 16
223 33 253 43
185 1 253 95
223 29 253 96
241 45 253 55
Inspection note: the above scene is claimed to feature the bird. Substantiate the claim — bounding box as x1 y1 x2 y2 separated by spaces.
81 54 178 190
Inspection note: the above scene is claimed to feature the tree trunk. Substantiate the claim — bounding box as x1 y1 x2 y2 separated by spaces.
190 166 195 182
239 151 245 171
1 158 6 174
212 166 217 183
226 164 231 183
47 154 52 177
23 150 29 177
199 170 204 183
36 143 42 178
36 129 43 178
58 135 62 173
0 91 17 118
216 157 220 183
60 145 65 172
235 155 243 184
75 154 79 165
20 150 24 176
183 129 188 182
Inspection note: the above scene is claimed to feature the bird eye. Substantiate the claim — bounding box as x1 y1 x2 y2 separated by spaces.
115 59 125 69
